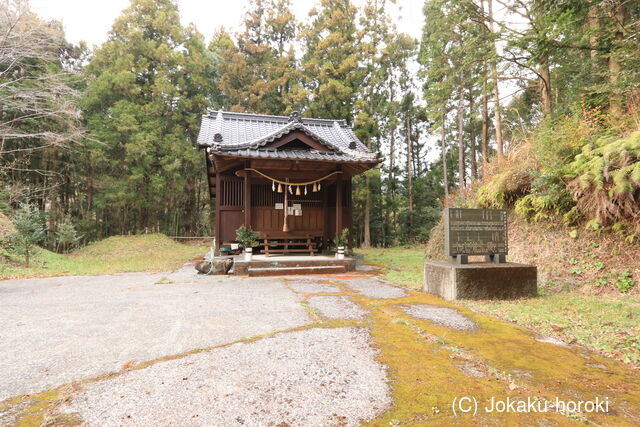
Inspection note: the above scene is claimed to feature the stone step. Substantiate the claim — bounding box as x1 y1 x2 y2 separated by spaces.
248 265 346 277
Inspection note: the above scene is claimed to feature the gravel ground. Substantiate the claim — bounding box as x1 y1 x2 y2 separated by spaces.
402 304 477 330
308 296 369 320
5 270 639 425
339 278 408 299
284 276 330 282
0 267 310 400
62 327 391 426
287 280 341 293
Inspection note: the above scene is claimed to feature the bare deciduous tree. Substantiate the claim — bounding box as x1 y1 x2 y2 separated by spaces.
1 0 84 200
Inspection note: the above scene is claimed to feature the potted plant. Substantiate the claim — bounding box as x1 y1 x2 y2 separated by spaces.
332 228 349 260
236 225 259 261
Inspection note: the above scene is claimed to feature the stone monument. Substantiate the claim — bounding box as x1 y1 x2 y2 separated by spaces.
424 208 537 300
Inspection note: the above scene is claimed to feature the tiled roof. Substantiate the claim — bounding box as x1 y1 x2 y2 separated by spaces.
197 110 379 163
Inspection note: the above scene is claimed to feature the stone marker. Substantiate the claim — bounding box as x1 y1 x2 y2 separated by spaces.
444 208 508 264
424 208 537 300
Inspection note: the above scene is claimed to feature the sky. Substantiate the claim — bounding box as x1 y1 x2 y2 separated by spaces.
30 0 425 47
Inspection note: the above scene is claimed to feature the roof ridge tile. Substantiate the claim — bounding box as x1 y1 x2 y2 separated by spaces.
198 110 378 162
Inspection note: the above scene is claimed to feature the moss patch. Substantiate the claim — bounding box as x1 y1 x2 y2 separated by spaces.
344 284 640 425
5 389 76 427
364 244 640 366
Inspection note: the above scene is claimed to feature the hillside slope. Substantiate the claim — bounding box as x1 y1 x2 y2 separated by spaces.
1 234 208 279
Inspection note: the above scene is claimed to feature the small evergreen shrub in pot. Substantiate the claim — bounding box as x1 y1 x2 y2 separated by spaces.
235 225 259 261
332 228 349 260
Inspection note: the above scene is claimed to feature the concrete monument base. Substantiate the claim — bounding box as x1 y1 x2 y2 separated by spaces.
424 262 537 301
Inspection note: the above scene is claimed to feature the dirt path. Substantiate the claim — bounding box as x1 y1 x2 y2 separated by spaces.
1 268 639 425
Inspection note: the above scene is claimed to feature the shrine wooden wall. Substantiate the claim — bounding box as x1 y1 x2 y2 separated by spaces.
250 181 325 236
216 175 352 244
251 207 324 235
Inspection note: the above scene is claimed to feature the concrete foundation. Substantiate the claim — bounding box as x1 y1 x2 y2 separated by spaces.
424 262 537 301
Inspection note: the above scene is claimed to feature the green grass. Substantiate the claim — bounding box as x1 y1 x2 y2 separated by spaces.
0 234 208 280
358 247 425 289
361 247 640 365
465 295 640 365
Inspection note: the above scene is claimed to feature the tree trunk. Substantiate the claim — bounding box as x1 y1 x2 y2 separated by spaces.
488 0 504 157
588 4 600 77
86 151 94 219
608 0 627 116
457 87 466 188
539 55 552 115
363 172 371 248
481 73 489 169
389 123 397 243
371 134 382 246
406 115 414 238
468 86 478 179
480 1 489 171
441 111 449 201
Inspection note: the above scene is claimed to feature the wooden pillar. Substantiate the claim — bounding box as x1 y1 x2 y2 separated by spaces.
322 181 329 244
205 152 215 235
335 167 343 238
346 176 353 248
214 171 221 252
244 163 251 227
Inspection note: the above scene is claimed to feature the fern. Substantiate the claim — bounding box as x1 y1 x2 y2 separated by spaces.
567 131 640 236
630 162 640 184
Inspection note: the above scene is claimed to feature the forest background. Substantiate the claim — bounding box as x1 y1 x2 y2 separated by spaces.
2 0 640 250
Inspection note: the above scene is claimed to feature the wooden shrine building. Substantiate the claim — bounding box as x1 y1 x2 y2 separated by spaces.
197 110 380 254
